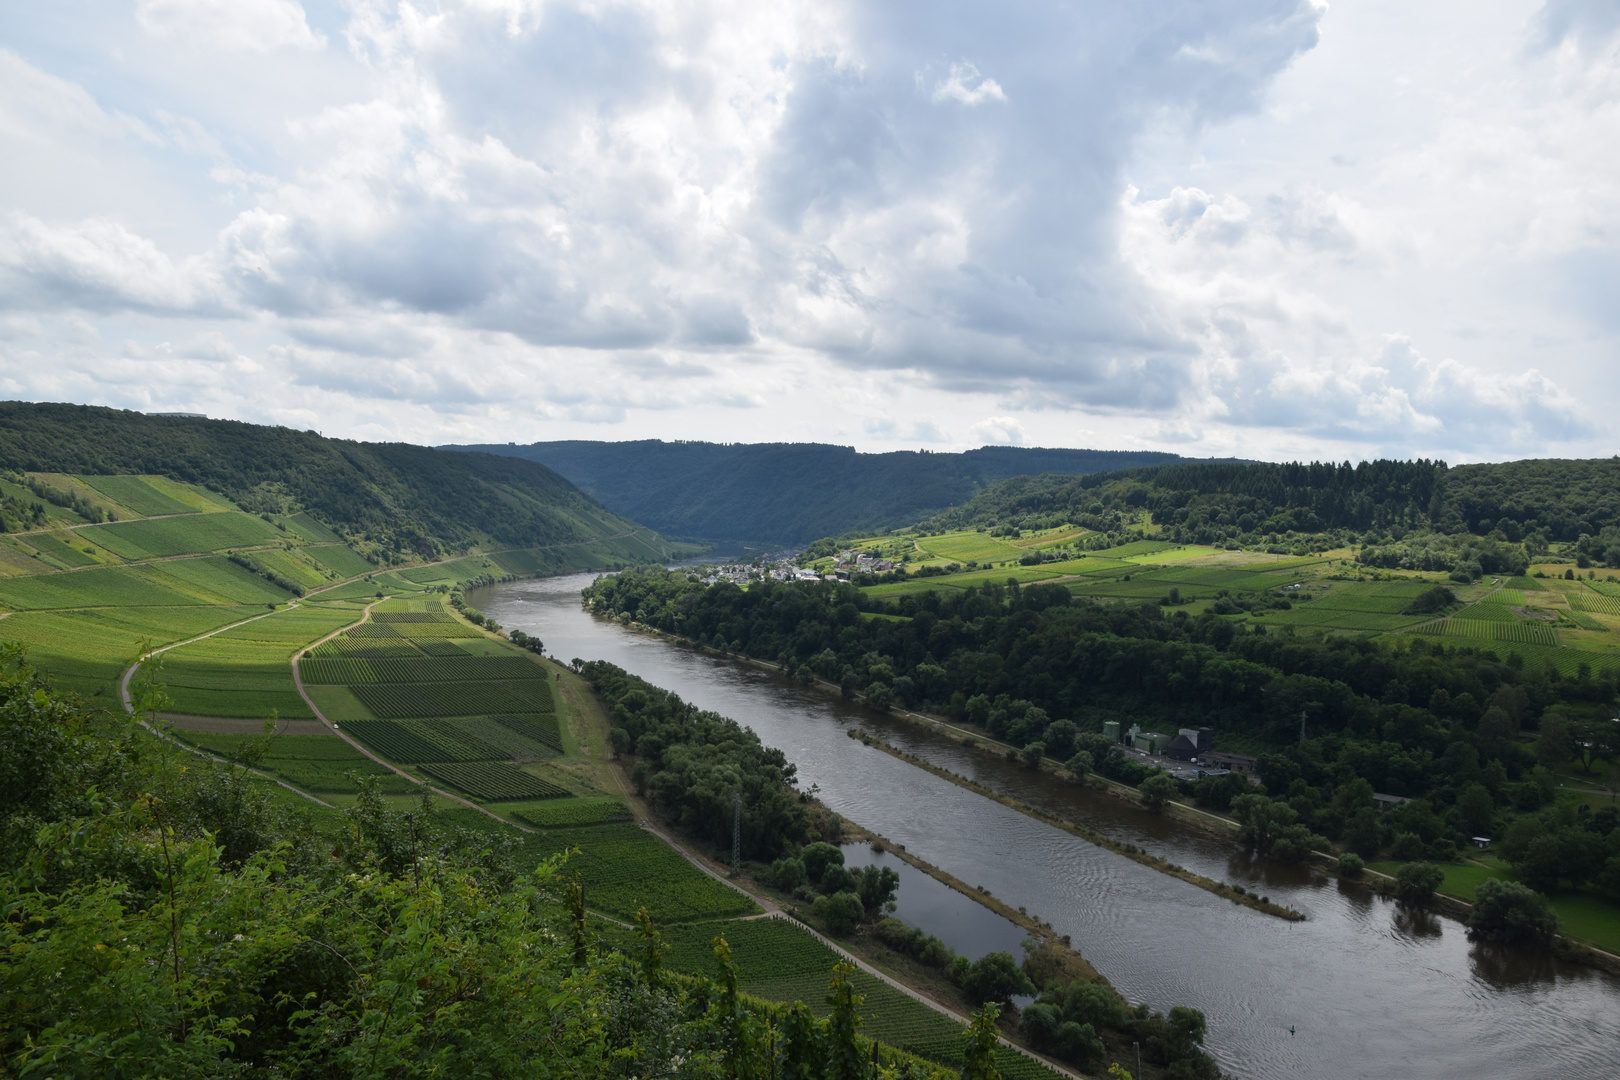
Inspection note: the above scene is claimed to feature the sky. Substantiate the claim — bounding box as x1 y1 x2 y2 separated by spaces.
1 0 1616 463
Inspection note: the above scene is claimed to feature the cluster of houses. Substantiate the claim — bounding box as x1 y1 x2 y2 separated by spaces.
836 550 897 573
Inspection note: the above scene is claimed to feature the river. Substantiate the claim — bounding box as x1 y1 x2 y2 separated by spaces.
477 573 1620 1080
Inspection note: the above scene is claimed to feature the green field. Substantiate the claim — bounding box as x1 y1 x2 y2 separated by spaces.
78 511 284 560
176 731 417 793
78 474 197 517
511 797 631 828
525 823 758 922
419 760 570 801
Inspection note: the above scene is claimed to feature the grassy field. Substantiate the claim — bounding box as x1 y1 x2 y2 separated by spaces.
1369 859 1620 955
176 730 418 794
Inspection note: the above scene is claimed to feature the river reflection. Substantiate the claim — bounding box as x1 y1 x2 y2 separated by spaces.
477 573 1620 1080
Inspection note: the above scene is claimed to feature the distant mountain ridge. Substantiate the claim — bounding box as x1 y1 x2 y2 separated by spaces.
0 401 660 563
446 439 1240 543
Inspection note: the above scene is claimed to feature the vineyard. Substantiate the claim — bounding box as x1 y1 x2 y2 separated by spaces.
511 797 631 828
1420 618 1561 647
373 611 459 624
79 511 284 560
1482 589 1526 606
79 474 198 516
1572 593 1620 617
351 679 555 718
342 719 504 762
178 731 417 793
298 655 547 685
526 823 757 922
418 761 570 801
305 544 375 578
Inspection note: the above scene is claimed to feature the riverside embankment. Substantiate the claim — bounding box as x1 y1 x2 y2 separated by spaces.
476 572 1620 1080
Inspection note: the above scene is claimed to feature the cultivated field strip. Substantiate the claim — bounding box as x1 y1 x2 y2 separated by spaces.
351 678 556 718
1572 594 1620 616
298 654 547 685
528 823 758 922
372 610 458 623
417 761 570 801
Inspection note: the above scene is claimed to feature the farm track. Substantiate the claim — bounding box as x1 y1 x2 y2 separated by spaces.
118 602 336 809
289 598 534 832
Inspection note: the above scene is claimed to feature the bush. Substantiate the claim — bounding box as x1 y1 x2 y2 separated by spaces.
1020 1001 1063 1046
1467 878 1557 945
770 856 807 891
813 890 865 935
1021 740 1047 769
801 841 843 883
1065 750 1094 778
1394 862 1445 905
1337 852 1365 877
820 863 858 895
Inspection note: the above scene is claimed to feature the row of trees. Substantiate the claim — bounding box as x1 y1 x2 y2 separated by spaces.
580 659 811 860
585 570 1620 911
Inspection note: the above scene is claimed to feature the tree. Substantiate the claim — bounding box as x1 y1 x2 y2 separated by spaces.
1139 773 1178 814
1535 712 1573 768
1467 878 1557 945
1394 862 1445 905
1021 741 1047 769
959 951 1035 1006
802 841 844 883
960 1003 1002 1080
1043 719 1080 760
1232 793 1297 852
1455 782 1496 837
1065 750 1095 779
856 865 900 914
771 856 808 891
1337 852 1365 876
814 891 866 935
865 682 893 711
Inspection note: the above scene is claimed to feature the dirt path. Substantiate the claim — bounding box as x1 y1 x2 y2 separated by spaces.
288 598 533 832
118 601 339 808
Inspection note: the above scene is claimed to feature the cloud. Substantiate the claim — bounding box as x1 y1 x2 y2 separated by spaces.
930 63 1007 106
0 0 1613 458
969 416 1025 446
136 0 326 53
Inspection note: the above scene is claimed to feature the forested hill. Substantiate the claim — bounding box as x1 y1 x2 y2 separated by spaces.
925 457 1620 542
0 401 652 559
446 439 1226 543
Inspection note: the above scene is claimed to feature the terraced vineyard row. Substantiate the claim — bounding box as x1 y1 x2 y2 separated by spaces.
351 678 555 718
1417 618 1561 647
341 718 543 762
373 611 458 623
512 797 631 828
418 761 570 801
1571 594 1620 616
298 655 547 685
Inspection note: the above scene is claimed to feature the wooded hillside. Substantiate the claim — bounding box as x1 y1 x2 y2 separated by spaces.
0 402 651 559
450 439 1223 543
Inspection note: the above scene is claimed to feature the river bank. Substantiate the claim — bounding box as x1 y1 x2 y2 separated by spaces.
475 573 1620 1080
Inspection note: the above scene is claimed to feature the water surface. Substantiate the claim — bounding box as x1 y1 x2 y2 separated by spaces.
478 573 1620 1080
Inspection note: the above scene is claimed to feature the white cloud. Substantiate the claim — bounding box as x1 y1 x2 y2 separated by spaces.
930 63 1007 106
136 0 326 53
0 0 1612 461
969 416 1025 446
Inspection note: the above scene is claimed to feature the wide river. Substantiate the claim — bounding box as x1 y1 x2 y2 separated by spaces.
478 573 1620 1080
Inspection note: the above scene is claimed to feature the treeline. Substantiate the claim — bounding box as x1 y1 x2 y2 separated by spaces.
577 660 810 859
585 570 1620 898
0 649 1003 1079
921 457 1620 548
0 402 645 561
